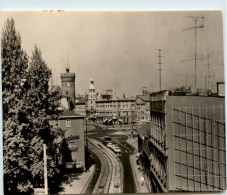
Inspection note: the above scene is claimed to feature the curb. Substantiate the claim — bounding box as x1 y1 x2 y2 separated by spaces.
80 165 95 194
129 154 140 193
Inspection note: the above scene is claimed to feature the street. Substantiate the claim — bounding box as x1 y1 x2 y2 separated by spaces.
87 124 136 193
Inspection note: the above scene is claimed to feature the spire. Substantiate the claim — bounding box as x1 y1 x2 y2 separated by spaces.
66 50 69 73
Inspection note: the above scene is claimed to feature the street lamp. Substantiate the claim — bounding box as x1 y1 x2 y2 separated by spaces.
84 117 89 171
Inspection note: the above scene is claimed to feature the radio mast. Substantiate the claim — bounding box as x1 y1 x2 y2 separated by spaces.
183 16 204 92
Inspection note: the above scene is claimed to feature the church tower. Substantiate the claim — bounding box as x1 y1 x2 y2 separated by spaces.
88 78 96 114
60 66 76 105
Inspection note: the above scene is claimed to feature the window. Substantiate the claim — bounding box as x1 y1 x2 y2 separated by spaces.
66 119 71 127
54 120 59 127
55 154 61 165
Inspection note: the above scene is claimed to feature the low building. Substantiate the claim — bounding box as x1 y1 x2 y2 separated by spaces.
135 94 150 125
95 98 136 125
217 81 225 97
50 110 85 171
75 98 86 116
137 91 225 192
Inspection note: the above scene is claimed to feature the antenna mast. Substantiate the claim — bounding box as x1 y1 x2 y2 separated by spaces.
184 16 204 92
157 49 164 91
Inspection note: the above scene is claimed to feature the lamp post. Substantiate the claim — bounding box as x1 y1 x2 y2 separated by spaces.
43 144 48 195
85 118 88 171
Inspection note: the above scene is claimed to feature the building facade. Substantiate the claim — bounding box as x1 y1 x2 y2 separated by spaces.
60 67 76 105
50 110 85 171
138 91 226 192
75 98 86 116
95 99 136 124
135 95 150 124
87 78 97 115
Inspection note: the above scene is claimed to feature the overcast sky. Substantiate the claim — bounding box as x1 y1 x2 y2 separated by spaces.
1 11 224 97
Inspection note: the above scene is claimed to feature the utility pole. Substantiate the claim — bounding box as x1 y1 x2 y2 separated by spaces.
184 16 204 92
43 144 48 195
85 119 88 171
157 49 164 91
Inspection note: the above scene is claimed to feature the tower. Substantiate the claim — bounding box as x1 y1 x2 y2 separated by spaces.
60 67 76 105
88 78 96 114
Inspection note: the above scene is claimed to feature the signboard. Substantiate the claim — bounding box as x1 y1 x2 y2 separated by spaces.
68 141 78 151
66 162 83 169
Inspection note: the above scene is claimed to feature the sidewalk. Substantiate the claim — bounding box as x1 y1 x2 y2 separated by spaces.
127 138 151 193
60 165 95 194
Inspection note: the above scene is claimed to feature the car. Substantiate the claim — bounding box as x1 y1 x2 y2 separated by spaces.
113 148 121 153
106 143 113 148
110 144 117 149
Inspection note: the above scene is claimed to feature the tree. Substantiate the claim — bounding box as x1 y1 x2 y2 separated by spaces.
2 19 67 194
169 85 192 96
2 18 31 194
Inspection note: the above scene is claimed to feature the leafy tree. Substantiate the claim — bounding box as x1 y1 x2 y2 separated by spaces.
2 18 67 194
169 85 192 95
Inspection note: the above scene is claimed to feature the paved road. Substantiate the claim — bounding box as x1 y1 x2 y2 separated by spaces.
88 138 123 194
87 125 136 193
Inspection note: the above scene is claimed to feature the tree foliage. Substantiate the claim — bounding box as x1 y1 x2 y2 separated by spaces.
2 18 67 194
169 85 192 96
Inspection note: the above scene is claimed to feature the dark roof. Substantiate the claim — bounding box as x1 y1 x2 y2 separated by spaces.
96 98 135 103
136 94 150 102
59 110 84 119
76 99 86 104
136 122 150 138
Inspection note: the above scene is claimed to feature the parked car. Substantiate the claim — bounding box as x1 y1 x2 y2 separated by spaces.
106 143 113 148
113 147 121 153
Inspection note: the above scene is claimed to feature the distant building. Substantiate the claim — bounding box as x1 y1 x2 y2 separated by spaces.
100 89 113 100
87 78 97 116
75 98 86 116
137 91 226 192
217 81 225 97
60 67 76 108
135 89 151 125
95 98 136 125
50 110 85 171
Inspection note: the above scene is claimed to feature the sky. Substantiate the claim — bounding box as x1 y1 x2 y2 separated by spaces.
1 11 224 97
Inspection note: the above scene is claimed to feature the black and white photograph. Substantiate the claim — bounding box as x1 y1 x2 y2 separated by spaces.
1 10 226 194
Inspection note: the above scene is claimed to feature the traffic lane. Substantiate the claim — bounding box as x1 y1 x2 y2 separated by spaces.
111 136 136 193
82 149 101 194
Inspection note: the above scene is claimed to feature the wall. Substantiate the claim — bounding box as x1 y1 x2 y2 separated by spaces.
50 117 85 170
61 72 76 103
166 96 225 192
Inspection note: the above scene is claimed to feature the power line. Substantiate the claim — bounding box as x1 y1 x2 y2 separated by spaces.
183 16 205 92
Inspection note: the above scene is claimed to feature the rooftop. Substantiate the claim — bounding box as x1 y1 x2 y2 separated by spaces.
59 110 84 119
136 122 150 138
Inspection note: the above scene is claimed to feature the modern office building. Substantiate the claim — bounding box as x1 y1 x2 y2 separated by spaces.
137 90 226 192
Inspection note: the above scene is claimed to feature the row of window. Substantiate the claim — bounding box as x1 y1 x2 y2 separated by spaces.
54 119 71 128
96 104 135 108
96 111 135 116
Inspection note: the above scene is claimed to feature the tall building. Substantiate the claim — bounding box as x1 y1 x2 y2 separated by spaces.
137 91 226 192
87 78 97 115
60 67 76 105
